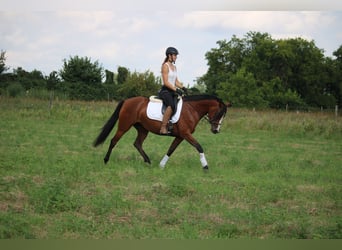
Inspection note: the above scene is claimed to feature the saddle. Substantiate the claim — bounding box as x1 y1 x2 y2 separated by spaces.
149 95 181 115
146 95 183 124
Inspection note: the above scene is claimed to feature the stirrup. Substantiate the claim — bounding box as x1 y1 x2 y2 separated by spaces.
160 124 172 135
160 120 173 135
160 128 171 135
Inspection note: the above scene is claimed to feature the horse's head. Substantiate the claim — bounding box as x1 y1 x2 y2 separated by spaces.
207 98 230 134
183 95 230 134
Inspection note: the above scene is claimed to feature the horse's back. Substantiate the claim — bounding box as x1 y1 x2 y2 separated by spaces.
120 96 149 117
123 96 149 108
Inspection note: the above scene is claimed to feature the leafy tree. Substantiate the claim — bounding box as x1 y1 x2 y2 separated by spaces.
58 56 104 100
271 39 296 88
46 71 60 90
332 45 342 105
216 68 267 107
0 50 11 93
333 45 342 63
11 67 46 90
116 70 161 99
242 32 276 83
59 56 103 84
117 66 129 85
0 50 9 74
201 32 338 108
283 38 325 105
199 36 246 95
261 78 305 109
190 80 207 94
105 69 114 84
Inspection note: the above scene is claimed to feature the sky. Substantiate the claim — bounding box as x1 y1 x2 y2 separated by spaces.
1 1 342 86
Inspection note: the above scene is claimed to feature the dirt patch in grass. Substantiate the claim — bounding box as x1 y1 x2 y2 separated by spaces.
296 185 325 193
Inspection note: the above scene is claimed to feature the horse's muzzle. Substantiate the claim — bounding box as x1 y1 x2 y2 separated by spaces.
211 129 219 134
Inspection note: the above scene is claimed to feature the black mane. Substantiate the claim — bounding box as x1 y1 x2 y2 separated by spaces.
183 95 227 119
183 94 223 103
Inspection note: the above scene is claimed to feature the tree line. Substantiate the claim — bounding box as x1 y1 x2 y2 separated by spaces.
1 31 341 109
0 53 165 101
199 32 342 109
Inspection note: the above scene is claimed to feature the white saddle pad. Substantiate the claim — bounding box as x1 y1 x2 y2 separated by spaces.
147 98 183 123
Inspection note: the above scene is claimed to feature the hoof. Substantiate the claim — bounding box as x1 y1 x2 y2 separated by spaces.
104 158 109 164
203 165 209 171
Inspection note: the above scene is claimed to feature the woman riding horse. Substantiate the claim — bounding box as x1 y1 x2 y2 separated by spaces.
158 47 187 134
93 94 229 170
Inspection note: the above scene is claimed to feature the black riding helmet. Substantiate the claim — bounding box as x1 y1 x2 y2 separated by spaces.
165 47 179 56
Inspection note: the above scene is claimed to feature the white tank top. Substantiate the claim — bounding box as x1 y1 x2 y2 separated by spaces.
164 63 177 87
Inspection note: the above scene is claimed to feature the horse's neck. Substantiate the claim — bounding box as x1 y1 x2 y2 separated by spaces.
186 100 210 118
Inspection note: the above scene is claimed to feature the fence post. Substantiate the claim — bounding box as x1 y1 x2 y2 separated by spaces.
49 91 54 111
335 105 338 117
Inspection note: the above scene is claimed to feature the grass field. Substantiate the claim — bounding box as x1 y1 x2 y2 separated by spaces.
0 97 341 239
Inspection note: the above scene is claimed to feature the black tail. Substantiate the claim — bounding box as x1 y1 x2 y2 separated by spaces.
93 100 124 147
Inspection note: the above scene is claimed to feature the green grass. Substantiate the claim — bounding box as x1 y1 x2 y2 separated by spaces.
0 97 341 239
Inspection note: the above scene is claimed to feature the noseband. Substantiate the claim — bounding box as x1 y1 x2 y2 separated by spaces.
204 105 227 127
204 114 224 127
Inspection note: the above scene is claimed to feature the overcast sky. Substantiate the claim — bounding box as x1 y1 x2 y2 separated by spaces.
1 1 342 86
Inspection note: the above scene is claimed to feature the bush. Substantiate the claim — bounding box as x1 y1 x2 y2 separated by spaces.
61 82 107 101
7 83 24 97
315 94 337 109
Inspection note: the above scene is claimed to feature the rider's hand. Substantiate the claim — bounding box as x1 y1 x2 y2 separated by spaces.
181 87 188 96
176 88 183 96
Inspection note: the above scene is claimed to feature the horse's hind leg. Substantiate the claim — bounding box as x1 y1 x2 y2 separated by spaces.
104 129 125 164
133 124 151 164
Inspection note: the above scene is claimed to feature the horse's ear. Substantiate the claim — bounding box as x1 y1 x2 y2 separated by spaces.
226 102 232 107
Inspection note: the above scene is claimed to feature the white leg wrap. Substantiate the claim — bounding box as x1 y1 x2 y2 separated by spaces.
159 155 169 169
199 153 208 168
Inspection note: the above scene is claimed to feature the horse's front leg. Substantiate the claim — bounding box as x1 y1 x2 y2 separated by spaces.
159 137 184 168
183 134 209 171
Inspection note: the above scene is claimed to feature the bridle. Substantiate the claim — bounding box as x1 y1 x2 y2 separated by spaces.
185 96 227 127
204 114 224 127
204 105 227 127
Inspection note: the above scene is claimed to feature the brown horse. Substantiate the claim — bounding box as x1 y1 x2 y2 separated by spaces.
93 94 229 170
